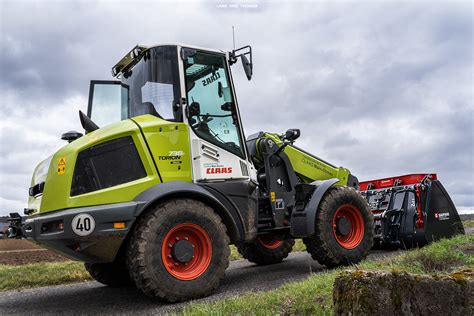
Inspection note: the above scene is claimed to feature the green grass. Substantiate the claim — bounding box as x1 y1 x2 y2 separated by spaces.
181 234 474 315
0 261 91 291
463 219 474 228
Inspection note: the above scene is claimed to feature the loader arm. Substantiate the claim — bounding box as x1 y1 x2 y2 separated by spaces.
248 132 359 188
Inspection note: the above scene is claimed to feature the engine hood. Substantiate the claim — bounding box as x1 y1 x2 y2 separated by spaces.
27 117 161 216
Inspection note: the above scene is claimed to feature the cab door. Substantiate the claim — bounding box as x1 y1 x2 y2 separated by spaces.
182 49 250 182
87 80 129 127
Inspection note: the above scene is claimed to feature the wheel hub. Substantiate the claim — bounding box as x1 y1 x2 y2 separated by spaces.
332 204 365 250
336 217 351 236
161 223 212 281
171 240 195 263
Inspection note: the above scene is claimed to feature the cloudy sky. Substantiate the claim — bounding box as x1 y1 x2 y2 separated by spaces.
0 0 472 216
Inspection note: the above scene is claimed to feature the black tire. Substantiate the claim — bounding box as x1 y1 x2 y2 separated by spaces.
84 261 133 287
126 199 230 302
303 186 374 268
238 237 294 265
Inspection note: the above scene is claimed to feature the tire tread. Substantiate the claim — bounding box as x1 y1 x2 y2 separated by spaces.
126 199 230 302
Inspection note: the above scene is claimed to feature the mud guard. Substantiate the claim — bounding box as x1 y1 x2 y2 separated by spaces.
290 178 339 238
133 181 245 244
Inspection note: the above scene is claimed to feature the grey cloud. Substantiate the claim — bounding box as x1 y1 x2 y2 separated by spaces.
0 0 472 215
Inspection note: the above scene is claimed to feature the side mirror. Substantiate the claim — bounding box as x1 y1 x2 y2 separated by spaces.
61 131 83 143
241 55 253 81
79 110 99 134
284 129 300 142
188 102 201 117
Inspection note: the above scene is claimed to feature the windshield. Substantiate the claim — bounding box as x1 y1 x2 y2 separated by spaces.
122 46 182 121
184 51 245 158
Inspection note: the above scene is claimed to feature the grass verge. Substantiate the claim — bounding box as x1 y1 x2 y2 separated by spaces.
0 240 306 292
181 234 474 315
0 261 91 291
463 219 474 228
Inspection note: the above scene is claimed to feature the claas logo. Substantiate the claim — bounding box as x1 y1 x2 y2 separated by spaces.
206 167 232 174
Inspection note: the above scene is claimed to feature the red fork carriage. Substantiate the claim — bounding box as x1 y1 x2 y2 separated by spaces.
360 174 465 249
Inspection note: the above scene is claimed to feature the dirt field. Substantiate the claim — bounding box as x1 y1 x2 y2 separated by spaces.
0 239 42 251
0 239 70 265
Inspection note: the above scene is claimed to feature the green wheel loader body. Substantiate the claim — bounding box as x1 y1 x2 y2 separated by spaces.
29 115 193 215
9 43 375 302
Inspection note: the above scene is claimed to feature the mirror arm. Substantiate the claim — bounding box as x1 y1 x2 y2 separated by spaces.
230 45 252 65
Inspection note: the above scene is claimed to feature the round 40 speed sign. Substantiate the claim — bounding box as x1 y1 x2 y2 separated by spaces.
71 213 95 236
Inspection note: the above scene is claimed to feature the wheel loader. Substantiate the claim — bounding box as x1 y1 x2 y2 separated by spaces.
8 43 376 302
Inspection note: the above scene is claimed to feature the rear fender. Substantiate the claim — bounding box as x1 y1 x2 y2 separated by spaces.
133 181 244 244
290 178 339 237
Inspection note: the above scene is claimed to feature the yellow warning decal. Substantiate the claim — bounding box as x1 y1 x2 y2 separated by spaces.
57 157 66 175
270 192 276 203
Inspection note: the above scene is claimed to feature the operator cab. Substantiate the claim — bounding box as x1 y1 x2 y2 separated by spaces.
80 44 254 182
88 45 182 126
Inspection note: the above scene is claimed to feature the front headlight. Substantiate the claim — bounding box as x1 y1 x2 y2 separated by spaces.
33 155 53 185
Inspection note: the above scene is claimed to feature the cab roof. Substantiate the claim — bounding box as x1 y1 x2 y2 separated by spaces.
111 43 227 77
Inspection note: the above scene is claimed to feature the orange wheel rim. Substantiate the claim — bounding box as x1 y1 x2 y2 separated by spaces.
258 235 283 249
332 204 364 249
161 223 212 281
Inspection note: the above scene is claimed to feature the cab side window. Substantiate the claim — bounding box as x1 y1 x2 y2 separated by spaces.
184 51 245 158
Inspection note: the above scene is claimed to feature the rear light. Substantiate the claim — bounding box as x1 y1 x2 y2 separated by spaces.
114 222 125 229
40 220 64 234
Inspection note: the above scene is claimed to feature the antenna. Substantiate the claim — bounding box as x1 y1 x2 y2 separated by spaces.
232 26 236 51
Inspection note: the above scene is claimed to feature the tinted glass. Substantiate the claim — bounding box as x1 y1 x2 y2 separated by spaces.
89 82 128 127
122 46 181 121
184 51 244 158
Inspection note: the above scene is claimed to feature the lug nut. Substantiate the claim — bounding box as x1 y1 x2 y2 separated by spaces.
168 243 173 248
184 237 189 240
175 237 180 241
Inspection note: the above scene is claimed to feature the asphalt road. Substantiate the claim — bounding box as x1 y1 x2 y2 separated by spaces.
0 250 399 315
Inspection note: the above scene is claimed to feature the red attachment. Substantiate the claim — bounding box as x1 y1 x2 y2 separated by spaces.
359 173 437 191
161 223 212 281
258 236 283 249
332 204 365 249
